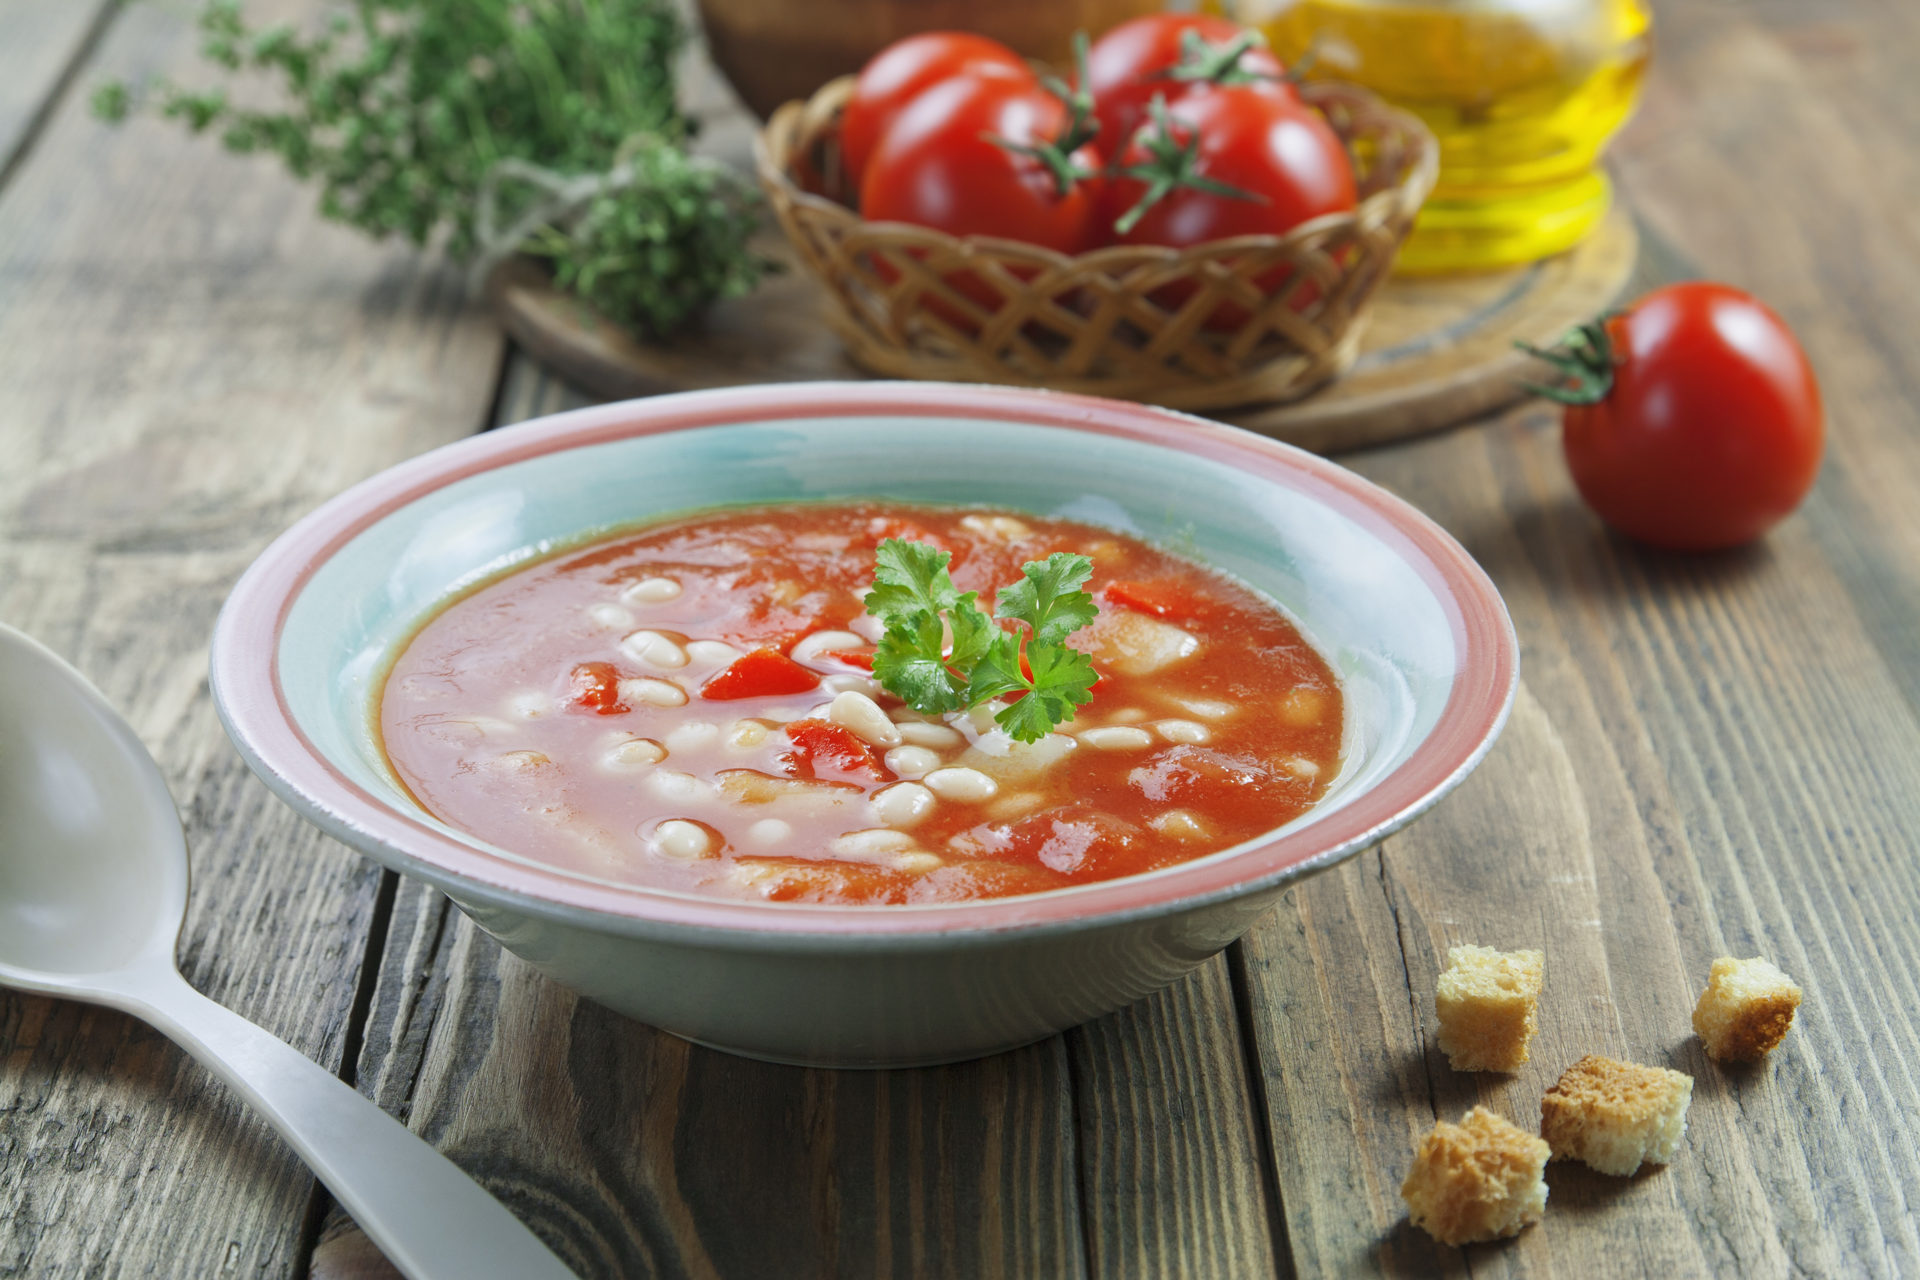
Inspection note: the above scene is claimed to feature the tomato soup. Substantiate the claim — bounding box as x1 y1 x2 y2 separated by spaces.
378 503 1342 904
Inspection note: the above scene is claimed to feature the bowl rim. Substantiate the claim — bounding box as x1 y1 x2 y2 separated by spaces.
210 381 1516 945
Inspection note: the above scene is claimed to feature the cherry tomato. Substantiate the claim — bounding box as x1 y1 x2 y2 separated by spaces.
1100 88 1354 326
1543 284 1824 551
862 77 1102 253
841 32 1036 189
861 76 1103 324
1085 13 1293 154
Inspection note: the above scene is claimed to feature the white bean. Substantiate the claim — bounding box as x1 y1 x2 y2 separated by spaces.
1280 756 1322 779
790 629 868 666
664 720 720 754
746 818 792 847
652 819 714 860
924 766 997 801
724 719 774 752
891 851 944 874
490 749 549 771
622 576 683 604
621 629 690 669
848 613 886 643
1149 810 1209 840
829 690 902 747
619 677 688 708
883 745 941 779
645 769 707 802
685 639 742 667
872 781 936 828
1106 706 1150 725
507 690 550 720
829 828 918 860
896 722 964 749
1176 695 1236 721
959 513 1031 541
1078 725 1154 750
888 705 938 724
588 602 635 629
1154 719 1211 745
601 736 665 770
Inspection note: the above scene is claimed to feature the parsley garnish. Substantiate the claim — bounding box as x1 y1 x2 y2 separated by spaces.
865 538 1100 743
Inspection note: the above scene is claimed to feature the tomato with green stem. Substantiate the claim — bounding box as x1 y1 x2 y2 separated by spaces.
841 32 1037 189
1522 283 1825 551
1100 89 1355 327
1085 13 1295 156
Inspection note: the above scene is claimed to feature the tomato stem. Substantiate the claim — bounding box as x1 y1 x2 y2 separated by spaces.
986 32 1101 200
1515 316 1620 406
1164 29 1280 89
1111 93 1265 236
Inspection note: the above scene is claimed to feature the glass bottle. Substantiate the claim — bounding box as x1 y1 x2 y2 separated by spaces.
1237 0 1651 272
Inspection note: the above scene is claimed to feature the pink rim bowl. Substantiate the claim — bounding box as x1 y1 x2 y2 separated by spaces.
210 382 1517 1067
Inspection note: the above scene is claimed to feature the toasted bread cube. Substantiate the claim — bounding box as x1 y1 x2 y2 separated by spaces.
1541 1055 1693 1176
1401 1107 1550 1246
1435 945 1545 1072
1692 956 1801 1062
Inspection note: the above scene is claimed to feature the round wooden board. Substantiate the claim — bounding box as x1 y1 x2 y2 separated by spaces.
490 205 1637 455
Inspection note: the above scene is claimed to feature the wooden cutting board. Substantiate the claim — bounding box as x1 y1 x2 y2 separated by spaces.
490 205 1636 455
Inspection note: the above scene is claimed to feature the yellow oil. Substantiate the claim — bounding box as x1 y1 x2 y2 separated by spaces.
1239 0 1651 272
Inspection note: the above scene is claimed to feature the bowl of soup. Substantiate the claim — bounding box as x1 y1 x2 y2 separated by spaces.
210 382 1516 1067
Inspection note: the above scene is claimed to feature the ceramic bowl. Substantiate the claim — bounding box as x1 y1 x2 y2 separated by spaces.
210 383 1516 1068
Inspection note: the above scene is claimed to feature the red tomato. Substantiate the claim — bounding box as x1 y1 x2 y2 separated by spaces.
781 719 891 783
1544 284 1824 550
841 32 1036 188
1102 578 1212 622
1085 13 1293 155
1100 88 1355 326
700 648 821 700
565 661 627 714
861 76 1104 255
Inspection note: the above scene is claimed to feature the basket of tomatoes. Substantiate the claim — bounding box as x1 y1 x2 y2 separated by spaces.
753 16 1439 411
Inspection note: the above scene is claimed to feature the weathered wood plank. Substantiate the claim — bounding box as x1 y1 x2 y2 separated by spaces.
0 0 112 184
0 0 504 1272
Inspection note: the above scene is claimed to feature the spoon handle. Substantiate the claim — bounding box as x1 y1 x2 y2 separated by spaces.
116 968 577 1280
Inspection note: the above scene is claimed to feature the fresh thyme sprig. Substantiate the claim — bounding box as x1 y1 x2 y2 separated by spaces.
93 0 770 339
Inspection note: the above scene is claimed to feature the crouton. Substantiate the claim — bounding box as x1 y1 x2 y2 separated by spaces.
1692 956 1801 1062
1540 1054 1693 1176
1401 1107 1550 1246
1435 945 1545 1072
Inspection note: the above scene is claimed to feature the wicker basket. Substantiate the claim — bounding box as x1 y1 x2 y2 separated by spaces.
755 78 1439 412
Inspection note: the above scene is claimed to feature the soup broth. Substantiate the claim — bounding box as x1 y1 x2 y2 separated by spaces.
379 503 1342 904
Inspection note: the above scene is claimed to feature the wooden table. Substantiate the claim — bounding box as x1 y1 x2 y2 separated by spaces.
4 2 1917 1276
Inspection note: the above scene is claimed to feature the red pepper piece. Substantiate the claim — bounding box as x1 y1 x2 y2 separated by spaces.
567 661 628 714
782 718 890 783
701 648 822 700
1104 579 1206 621
820 648 874 671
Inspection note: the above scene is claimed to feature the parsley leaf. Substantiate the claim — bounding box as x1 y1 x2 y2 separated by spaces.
864 535 1102 743
994 552 1097 645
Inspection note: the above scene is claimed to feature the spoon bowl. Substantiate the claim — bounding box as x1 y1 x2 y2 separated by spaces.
0 627 183 983
0 623 575 1280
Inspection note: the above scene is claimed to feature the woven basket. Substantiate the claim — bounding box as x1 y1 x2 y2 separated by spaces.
755 78 1439 411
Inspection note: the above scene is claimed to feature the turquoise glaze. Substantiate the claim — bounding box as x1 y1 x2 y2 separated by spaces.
218 386 1513 1066
286 416 1448 890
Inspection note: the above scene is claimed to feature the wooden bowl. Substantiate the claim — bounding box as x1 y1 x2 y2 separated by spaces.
694 0 1165 118
755 78 1441 412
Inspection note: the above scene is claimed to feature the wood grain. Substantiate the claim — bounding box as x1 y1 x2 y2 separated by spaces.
0 0 111 182
0 1 503 1274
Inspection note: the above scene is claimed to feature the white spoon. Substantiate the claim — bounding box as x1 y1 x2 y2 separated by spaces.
0 623 576 1280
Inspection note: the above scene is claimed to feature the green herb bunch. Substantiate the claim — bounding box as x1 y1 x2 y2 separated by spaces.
95 0 770 338
866 538 1101 744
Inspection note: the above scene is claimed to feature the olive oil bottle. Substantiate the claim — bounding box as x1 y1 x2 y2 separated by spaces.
1241 0 1651 271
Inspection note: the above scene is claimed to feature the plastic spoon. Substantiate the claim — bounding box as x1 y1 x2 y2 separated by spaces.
0 623 575 1280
